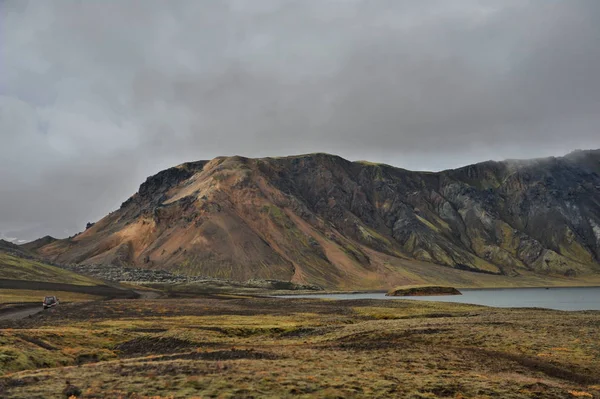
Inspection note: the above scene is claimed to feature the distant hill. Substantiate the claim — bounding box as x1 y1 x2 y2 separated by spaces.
1 237 104 286
0 239 44 262
0 251 102 286
28 150 600 289
0 239 28 256
21 236 57 252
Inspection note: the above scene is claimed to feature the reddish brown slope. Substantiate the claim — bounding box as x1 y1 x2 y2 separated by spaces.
33 156 424 289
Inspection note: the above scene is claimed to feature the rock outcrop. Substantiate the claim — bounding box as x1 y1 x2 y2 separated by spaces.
27 150 600 289
386 285 462 296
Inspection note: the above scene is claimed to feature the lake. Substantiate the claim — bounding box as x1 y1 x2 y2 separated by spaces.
282 287 600 311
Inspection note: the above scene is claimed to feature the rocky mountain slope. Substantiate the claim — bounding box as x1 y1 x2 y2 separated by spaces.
29 150 600 289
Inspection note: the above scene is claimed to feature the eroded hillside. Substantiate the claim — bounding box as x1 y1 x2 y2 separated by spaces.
31 150 600 289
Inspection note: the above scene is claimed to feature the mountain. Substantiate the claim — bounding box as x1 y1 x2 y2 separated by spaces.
0 239 23 253
21 235 57 252
28 150 600 289
0 239 38 259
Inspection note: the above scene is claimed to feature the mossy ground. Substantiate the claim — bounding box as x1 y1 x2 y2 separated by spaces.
0 295 599 398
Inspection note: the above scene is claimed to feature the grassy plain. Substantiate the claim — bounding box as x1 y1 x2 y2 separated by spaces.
0 294 599 398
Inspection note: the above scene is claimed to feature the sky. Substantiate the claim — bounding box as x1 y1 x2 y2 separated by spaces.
1 0 600 242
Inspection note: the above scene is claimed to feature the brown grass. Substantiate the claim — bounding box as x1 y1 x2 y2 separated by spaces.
0 295 599 398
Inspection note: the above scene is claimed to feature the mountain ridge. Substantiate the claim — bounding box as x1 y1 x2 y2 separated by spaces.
28 150 600 289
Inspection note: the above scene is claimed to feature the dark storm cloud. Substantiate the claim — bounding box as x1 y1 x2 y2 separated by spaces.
1 0 599 241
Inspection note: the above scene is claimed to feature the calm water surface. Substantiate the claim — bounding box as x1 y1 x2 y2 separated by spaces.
283 287 600 311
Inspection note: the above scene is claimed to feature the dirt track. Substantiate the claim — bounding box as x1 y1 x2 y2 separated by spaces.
0 305 41 321
0 280 152 322
0 288 161 322
134 290 161 299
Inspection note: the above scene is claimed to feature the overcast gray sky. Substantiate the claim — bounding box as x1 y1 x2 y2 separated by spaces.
1 1 599 242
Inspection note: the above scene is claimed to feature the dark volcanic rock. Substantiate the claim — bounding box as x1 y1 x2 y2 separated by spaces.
386 285 462 296
62 381 82 398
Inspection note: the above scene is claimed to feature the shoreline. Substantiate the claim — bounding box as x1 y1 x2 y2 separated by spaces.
271 284 600 296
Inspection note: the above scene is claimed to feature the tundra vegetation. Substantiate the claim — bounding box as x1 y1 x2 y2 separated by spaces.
1 293 599 398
